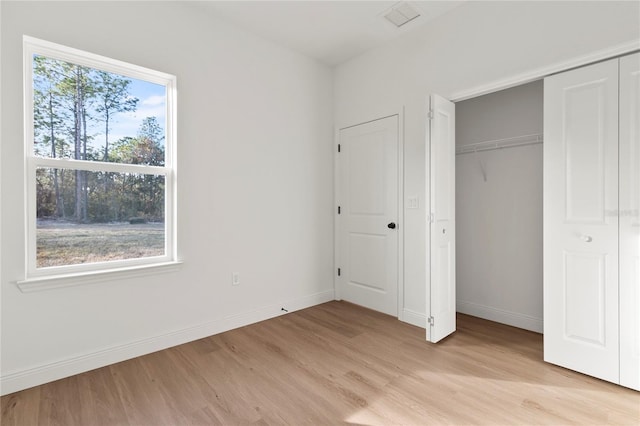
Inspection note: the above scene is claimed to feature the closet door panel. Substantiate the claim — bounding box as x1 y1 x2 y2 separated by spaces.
619 52 640 391
543 59 619 383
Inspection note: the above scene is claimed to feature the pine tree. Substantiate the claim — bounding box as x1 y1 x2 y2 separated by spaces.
95 71 138 162
33 56 68 217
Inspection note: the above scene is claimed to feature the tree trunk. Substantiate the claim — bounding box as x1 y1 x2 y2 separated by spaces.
82 103 89 222
103 109 110 161
104 109 112 220
49 91 64 218
74 68 84 223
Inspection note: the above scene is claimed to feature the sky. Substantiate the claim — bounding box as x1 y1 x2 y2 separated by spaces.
90 76 167 150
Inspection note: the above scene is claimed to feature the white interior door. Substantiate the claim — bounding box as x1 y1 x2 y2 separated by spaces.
337 115 399 316
427 95 456 343
619 52 640 391
543 59 620 383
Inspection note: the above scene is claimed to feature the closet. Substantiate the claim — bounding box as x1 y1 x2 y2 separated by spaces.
543 53 640 390
455 82 543 334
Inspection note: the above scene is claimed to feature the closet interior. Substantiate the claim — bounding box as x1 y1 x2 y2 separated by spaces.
455 81 544 333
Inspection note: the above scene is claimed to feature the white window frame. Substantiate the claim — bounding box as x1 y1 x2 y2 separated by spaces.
21 36 178 286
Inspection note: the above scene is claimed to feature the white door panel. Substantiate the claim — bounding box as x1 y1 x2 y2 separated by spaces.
338 116 399 316
563 251 607 345
563 80 611 223
619 52 640 391
348 233 387 292
428 95 456 343
544 59 619 383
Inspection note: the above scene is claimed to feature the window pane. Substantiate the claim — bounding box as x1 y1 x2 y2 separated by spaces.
36 167 165 268
32 55 166 165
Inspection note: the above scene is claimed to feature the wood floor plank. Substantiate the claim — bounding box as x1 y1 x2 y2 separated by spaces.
2 301 638 425
75 366 129 425
0 386 40 426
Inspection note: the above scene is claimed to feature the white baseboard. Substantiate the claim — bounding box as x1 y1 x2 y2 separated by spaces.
401 308 426 329
0 289 335 396
457 300 543 333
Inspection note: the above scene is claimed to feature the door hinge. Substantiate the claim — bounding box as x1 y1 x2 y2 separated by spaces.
428 212 435 223
428 316 435 326
427 110 434 120
338 206 341 214
338 144 341 153
337 268 341 276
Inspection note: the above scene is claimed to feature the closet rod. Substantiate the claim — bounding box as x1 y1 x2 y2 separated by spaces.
456 133 543 155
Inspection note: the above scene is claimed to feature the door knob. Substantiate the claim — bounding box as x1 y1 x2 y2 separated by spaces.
387 222 397 229
581 235 593 242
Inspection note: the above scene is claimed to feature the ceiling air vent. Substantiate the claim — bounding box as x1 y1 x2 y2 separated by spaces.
383 2 421 28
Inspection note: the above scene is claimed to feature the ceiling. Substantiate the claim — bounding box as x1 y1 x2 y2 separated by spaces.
193 1 465 66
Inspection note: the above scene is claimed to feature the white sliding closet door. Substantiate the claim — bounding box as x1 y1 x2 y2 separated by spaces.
619 52 640 391
543 59 620 383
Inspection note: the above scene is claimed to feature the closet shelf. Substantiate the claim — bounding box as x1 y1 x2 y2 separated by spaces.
456 133 543 155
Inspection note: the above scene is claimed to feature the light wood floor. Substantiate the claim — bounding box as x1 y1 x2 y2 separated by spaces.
2 301 639 425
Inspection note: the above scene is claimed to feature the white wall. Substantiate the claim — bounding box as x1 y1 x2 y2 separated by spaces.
0 1 334 394
456 81 543 332
334 1 640 327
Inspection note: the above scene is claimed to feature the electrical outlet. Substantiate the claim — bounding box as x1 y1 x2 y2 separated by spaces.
232 272 240 286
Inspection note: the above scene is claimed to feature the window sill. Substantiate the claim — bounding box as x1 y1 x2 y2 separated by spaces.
16 261 183 293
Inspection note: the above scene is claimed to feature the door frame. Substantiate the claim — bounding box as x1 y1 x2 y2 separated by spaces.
334 110 405 319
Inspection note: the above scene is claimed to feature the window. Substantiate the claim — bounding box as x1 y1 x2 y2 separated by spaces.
23 36 177 281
